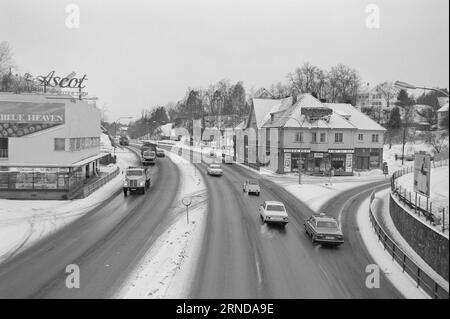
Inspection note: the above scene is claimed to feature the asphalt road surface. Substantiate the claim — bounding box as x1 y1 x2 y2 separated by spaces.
190 158 402 298
0 147 180 298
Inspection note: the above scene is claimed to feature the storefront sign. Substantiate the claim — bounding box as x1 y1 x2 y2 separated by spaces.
283 148 310 153
345 154 353 172
314 153 324 158
284 153 291 172
329 149 354 154
25 71 88 89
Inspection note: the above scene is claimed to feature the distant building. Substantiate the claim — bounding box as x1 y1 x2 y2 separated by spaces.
240 94 386 175
437 103 449 130
356 83 398 124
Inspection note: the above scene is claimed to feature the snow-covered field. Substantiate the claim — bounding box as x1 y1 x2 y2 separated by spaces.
115 149 208 299
0 148 136 264
395 165 449 234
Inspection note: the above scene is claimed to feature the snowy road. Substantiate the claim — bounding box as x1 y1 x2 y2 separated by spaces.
0 149 181 298
188 160 402 298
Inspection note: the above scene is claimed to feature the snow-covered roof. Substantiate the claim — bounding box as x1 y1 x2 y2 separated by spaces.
326 103 386 131
438 103 449 113
251 96 292 128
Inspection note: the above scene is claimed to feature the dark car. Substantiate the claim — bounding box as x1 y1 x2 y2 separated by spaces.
156 148 165 157
304 213 344 246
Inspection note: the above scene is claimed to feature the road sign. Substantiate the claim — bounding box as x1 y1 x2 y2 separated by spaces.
182 197 192 224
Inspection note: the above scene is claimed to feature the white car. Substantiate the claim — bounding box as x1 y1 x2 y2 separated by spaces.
259 201 289 226
207 163 223 176
243 179 261 196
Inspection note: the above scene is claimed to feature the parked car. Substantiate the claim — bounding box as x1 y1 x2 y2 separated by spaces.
207 163 223 176
142 150 156 165
156 148 165 157
304 213 344 246
119 135 129 146
259 201 288 226
243 179 261 196
123 166 151 196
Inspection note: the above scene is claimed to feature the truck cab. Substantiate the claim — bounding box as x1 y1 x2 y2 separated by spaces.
142 150 156 165
123 166 151 196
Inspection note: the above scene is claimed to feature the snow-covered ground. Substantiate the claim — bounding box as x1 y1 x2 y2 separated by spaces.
115 149 208 299
372 188 449 291
0 148 136 264
357 196 429 299
395 165 449 234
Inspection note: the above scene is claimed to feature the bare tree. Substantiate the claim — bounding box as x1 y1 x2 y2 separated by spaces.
425 131 449 154
327 64 361 104
0 41 15 76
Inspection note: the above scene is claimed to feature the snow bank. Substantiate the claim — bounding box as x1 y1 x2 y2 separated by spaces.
114 149 207 299
0 148 136 264
357 196 429 299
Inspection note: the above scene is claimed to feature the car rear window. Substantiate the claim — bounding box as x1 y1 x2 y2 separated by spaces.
267 205 285 212
317 221 338 229
248 180 259 185
210 164 221 169
127 170 143 176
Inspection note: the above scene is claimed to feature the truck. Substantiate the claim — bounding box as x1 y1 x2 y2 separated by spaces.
119 135 129 146
142 149 156 165
242 179 261 196
141 141 157 156
123 166 151 196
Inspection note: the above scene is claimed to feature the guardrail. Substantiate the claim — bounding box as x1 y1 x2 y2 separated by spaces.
391 159 449 232
83 167 120 198
368 192 449 299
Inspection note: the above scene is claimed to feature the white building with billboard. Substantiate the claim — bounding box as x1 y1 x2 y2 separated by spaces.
0 93 103 199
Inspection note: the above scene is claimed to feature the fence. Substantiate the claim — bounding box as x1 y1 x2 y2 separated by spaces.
83 167 120 198
391 159 449 233
369 192 449 299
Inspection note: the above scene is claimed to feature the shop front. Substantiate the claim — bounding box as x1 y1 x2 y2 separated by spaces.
355 148 382 170
282 148 310 173
307 152 329 175
328 149 354 176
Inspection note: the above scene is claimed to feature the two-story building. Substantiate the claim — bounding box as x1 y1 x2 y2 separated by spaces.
242 93 386 175
0 93 102 199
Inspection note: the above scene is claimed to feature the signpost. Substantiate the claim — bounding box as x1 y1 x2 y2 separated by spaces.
383 162 389 179
182 197 192 224
413 152 431 197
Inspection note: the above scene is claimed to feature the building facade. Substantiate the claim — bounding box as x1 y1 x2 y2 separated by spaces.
242 94 386 176
0 93 102 199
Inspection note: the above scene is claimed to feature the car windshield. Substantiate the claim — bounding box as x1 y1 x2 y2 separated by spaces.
144 151 155 156
210 164 221 169
267 205 285 212
127 170 143 176
248 180 259 185
317 221 338 229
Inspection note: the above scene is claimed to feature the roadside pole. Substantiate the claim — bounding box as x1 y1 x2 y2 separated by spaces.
182 197 192 224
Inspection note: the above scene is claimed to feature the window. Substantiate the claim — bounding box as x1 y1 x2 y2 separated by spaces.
358 133 364 141
335 133 343 143
54 138 65 151
295 132 303 143
311 132 317 143
319 133 326 143
372 134 379 143
0 138 8 158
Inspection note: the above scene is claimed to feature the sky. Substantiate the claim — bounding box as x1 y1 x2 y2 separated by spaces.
0 0 448 122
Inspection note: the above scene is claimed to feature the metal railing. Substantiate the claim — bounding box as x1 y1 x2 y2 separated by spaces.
368 192 449 299
83 167 120 198
391 159 449 232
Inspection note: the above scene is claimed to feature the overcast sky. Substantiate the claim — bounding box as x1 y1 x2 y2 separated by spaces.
0 0 448 122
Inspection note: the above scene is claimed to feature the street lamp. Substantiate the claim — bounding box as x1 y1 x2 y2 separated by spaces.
394 81 449 97
276 115 308 184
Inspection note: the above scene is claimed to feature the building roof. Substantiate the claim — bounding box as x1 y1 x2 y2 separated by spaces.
250 96 292 128
325 103 386 131
261 94 385 132
438 103 449 113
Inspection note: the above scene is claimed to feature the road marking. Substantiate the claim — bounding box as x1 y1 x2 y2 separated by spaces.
254 250 263 284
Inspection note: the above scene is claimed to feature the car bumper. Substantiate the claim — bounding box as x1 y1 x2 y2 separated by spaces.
314 237 344 245
209 171 223 176
265 217 288 223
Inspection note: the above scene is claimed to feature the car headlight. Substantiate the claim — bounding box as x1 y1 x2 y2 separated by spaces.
124 182 128 186
139 181 145 186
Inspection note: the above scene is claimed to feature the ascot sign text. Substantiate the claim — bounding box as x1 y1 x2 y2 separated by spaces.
25 71 88 89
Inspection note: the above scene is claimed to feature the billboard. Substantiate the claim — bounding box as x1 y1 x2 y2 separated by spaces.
413 153 431 196
0 101 65 137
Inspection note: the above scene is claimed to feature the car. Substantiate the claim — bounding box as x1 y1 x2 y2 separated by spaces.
304 213 344 246
156 148 165 157
243 179 261 196
259 201 288 226
207 163 223 176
